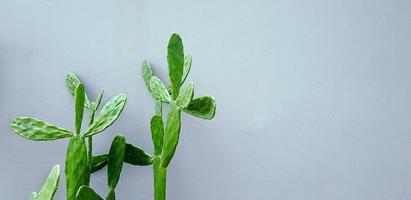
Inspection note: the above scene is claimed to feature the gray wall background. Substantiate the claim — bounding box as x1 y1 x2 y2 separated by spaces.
0 0 410 199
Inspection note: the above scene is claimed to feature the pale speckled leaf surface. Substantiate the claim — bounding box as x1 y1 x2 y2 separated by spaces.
31 165 60 200
160 103 181 168
142 60 153 93
155 100 162 116
75 84 85 135
76 186 103 200
167 33 184 99
124 143 153 165
65 135 89 200
83 94 127 137
107 135 125 189
183 96 216 120
11 117 72 141
149 76 171 103
176 81 194 109
66 73 91 109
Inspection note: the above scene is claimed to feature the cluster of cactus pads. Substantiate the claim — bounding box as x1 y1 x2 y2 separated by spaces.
10 33 216 200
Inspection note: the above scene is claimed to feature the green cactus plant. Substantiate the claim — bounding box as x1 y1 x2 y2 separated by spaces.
10 74 127 200
80 33 217 200
142 33 217 200
11 33 216 200
30 165 60 200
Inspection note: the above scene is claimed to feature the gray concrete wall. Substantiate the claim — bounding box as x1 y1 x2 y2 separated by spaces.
0 0 410 199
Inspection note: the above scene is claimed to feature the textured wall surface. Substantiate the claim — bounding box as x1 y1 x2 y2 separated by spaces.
0 0 410 199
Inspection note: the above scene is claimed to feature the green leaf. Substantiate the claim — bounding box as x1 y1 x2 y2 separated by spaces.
76 186 103 200
91 154 108 173
75 84 85 135
31 165 60 200
124 143 153 165
89 144 153 167
66 135 90 200
182 55 192 84
66 73 91 109
149 76 171 103
142 60 153 93
89 89 104 125
176 81 194 109
83 94 127 137
107 135 126 189
93 89 105 111
160 102 181 168
150 115 164 155
183 96 216 120
11 117 73 141
167 33 184 99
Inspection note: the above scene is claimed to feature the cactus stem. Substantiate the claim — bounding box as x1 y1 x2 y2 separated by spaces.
153 156 167 200
87 108 96 184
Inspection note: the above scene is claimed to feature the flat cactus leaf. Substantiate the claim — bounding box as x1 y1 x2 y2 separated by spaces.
31 165 60 200
76 185 103 200
150 115 165 155
142 60 153 93
89 144 153 169
167 33 184 99
11 117 73 141
107 135 126 189
149 76 171 103
160 103 181 168
75 84 85 135
183 96 216 120
124 143 153 165
83 94 127 137
182 55 192 84
176 81 194 109
66 73 91 109
91 154 109 173
66 135 90 200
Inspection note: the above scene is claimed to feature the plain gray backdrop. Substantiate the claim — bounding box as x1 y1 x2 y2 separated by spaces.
0 0 410 199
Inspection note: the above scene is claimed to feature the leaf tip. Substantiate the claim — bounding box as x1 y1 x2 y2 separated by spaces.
207 96 217 120
53 164 60 171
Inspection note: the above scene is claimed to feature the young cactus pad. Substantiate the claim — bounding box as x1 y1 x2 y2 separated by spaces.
10 74 127 200
30 165 60 200
142 33 216 200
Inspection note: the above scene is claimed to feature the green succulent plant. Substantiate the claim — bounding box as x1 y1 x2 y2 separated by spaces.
10 33 216 200
142 33 216 200
30 165 60 200
11 74 127 200
78 33 217 200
